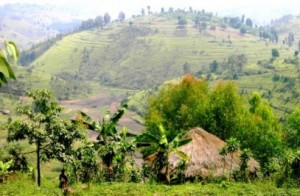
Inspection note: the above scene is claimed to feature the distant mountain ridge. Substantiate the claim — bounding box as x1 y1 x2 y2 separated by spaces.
0 3 81 50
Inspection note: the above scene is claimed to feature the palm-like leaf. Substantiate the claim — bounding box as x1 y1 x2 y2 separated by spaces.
173 149 191 161
78 104 127 145
137 124 192 184
0 40 18 87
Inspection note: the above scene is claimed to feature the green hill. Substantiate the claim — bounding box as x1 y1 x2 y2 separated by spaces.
3 11 299 118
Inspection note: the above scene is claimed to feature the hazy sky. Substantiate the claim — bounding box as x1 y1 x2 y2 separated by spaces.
1 0 300 24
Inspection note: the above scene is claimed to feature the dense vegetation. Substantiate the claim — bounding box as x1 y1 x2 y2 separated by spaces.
1 5 300 195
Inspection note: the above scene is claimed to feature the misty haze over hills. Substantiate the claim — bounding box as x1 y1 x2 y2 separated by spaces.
0 0 300 25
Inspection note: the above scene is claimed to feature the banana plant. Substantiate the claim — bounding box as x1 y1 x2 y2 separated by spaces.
137 124 192 184
0 159 13 183
0 40 19 87
78 104 128 145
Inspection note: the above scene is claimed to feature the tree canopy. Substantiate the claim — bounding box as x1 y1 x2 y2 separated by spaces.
145 75 283 169
7 90 85 186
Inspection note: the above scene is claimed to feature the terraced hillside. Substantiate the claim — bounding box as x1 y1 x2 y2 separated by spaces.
3 12 300 119
30 13 292 89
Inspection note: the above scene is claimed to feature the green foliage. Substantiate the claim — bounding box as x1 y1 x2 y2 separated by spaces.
171 159 188 184
7 89 85 186
145 75 282 171
50 72 92 100
272 48 280 58
66 143 100 183
0 40 19 87
79 104 127 146
0 159 13 183
223 137 240 176
284 107 300 148
238 148 253 181
208 81 245 139
240 27 247 34
243 92 283 170
276 150 300 187
145 75 209 135
177 16 187 28
137 124 191 184
2 173 300 195
79 104 137 181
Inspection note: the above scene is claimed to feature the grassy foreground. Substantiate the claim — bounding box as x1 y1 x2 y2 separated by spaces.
1 174 299 195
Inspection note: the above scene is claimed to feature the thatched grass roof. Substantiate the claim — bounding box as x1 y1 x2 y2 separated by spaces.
169 127 260 177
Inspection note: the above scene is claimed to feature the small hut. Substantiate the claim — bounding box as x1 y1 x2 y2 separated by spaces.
169 127 260 178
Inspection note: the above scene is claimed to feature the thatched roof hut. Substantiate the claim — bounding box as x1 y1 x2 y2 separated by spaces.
169 127 260 177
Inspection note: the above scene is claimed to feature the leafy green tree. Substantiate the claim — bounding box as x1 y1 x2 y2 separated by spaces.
147 5 151 15
208 81 245 140
67 143 98 183
177 16 187 28
141 8 145 16
0 40 19 87
94 15 103 27
284 107 300 148
272 48 280 58
137 124 191 184
240 27 247 34
209 60 218 73
145 76 281 172
243 92 282 170
193 15 200 27
7 90 85 186
118 11 126 22
104 13 111 25
145 75 209 137
245 18 253 27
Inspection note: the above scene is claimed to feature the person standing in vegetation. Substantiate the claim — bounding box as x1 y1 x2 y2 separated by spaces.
59 169 68 190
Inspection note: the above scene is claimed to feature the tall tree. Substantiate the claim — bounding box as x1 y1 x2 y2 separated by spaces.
145 75 209 137
208 81 245 140
7 90 85 186
147 5 151 15
0 40 19 87
245 18 253 27
94 15 103 27
104 13 111 25
118 11 126 22
284 107 300 148
243 92 282 169
141 8 145 16
272 48 280 58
